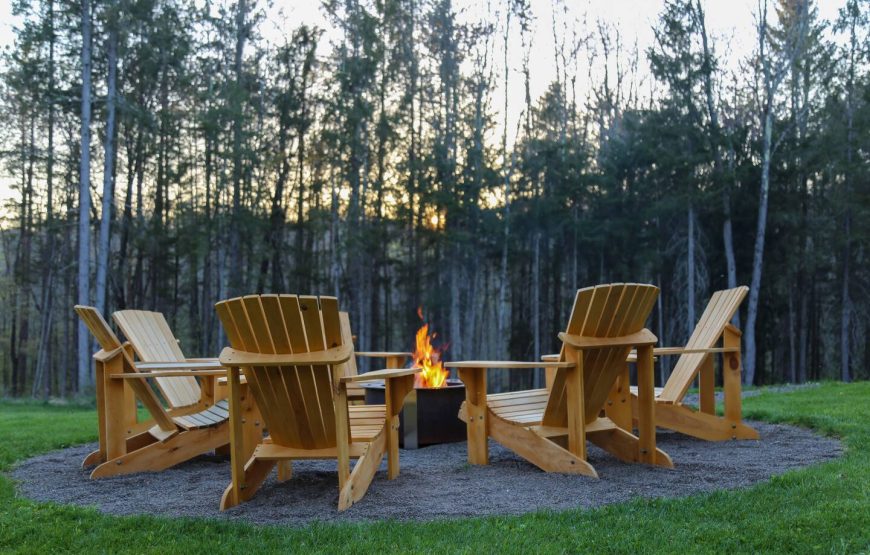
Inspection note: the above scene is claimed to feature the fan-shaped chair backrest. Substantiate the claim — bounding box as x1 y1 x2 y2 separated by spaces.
215 294 346 450
543 283 659 426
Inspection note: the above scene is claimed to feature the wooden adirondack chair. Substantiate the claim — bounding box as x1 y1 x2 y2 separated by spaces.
337 311 412 401
215 294 419 512
628 286 759 441
446 283 673 477
74 306 258 478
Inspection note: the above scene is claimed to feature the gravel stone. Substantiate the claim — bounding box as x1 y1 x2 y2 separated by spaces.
10 420 841 526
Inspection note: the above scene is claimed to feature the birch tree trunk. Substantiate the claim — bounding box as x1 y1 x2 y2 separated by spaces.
744 106 773 386
34 0 57 398
695 0 738 324
496 7 512 360
744 0 787 385
76 0 93 392
95 21 118 316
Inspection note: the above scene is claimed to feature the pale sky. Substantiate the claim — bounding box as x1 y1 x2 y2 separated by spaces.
0 0 849 210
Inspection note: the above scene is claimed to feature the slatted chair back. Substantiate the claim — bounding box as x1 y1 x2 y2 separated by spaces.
658 286 748 403
113 310 202 409
74 305 176 431
215 295 346 451
543 284 659 426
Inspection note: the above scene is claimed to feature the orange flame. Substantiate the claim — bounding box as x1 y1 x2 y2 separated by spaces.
412 309 449 388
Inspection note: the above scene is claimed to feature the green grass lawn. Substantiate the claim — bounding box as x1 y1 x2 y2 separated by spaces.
1 382 868 554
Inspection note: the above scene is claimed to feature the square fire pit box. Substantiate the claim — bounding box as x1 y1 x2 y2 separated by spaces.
361 379 467 448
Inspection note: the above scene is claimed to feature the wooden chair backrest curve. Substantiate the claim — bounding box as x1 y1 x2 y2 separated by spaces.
112 310 201 409
74 305 176 431
658 286 749 403
215 295 346 451
543 284 659 426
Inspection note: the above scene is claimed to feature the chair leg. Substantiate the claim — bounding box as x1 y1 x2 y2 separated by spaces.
277 460 293 482
220 456 276 511
87 359 108 468
564 350 587 461
82 449 103 468
384 374 413 479
458 367 488 465
635 345 657 464
699 355 715 415
723 327 744 424
338 431 387 511
103 357 129 461
225 365 246 510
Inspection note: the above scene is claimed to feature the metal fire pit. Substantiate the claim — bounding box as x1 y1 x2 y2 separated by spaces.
362 379 466 448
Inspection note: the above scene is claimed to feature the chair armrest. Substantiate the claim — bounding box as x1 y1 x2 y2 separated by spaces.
219 344 353 367
355 351 413 359
93 346 125 362
558 328 657 349
136 361 225 371
445 360 575 369
652 346 740 356
341 367 421 382
185 357 220 363
110 369 227 379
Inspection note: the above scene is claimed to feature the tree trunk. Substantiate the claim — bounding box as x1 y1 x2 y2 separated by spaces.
687 201 696 337
35 0 57 399
788 291 797 383
696 0 738 325
450 267 462 359
840 13 857 383
496 7 512 361
229 0 248 297
95 21 118 316
76 0 93 392
532 232 541 383
744 107 773 386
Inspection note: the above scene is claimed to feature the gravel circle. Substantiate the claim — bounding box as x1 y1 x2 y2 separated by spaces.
9 421 841 526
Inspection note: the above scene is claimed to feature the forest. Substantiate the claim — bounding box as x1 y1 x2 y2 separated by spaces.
0 0 867 398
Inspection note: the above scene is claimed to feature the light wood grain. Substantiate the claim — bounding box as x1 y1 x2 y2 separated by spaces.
453 283 671 478
214 294 418 512
627 287 759 442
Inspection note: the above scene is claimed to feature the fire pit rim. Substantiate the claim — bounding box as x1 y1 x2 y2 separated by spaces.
357 378 465 390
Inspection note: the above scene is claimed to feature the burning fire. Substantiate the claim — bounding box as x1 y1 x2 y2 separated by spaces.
412 308 449 388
